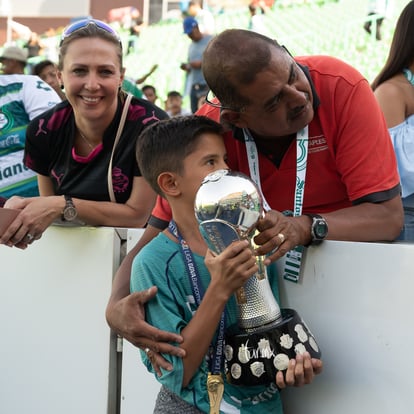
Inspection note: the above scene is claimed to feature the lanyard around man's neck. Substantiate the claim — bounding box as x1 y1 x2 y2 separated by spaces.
243 126 309 282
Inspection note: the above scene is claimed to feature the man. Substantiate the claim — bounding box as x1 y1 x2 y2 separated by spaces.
0 46 28 74
165 90 192 117
141 84 158 105
180 16 212 113
106 29 403 374
363 0 389 41
32 59 66 100
0 74 61 201
187 0 216 35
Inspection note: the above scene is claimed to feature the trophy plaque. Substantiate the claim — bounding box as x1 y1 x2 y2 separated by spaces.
194 169 321 386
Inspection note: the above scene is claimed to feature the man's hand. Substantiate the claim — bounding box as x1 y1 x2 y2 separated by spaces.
254 210 312 264
276 352 323 389
106 286 185 376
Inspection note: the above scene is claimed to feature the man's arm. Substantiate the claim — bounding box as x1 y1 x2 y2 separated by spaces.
255 195 404 264
105 224 185 375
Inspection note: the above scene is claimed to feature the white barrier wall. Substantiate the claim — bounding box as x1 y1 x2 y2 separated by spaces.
279 240 414 414
1 226 413 413
121 234 414 414
0 226 122 414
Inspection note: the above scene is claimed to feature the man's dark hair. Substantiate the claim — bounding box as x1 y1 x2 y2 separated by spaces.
32 60 56 76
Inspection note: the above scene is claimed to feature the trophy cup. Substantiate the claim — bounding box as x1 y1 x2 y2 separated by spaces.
194 169 321 386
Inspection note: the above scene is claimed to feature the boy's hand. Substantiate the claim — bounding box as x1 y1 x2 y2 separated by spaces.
204 240 258 300
276 352 323 389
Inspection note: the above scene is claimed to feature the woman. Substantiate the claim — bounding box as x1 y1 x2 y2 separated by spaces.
1 19 168 249
372 0 414 241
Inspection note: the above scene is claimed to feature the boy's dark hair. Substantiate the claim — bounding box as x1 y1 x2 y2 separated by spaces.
136 115 223 195
142 84 156 94
167 90 182 98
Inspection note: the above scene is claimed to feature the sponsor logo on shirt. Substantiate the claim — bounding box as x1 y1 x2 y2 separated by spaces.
308 134 328 153
0 150 36 191
0 108 12 132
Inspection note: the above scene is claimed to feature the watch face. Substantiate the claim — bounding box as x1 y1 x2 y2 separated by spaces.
314 219 328 239
64 206 77 221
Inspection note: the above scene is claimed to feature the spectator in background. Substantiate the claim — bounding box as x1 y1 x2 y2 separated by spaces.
187 0 216 35
0 74 61 202
24 32 44 59
0 46 28 74
32 59 66 100
122 77 144 99
135 64 158 85
41 27 59 63
248 1 270 36
122 65 159 99
141 84 159 105
372 0 414 240
180 17 212 113
363 0 390 41
126 7 144 55
165 90 191 117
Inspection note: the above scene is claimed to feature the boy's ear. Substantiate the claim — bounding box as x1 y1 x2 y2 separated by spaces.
220 109 248 129
158 172 180 196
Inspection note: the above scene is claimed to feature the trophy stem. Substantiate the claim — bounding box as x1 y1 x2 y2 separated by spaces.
236 247 282 330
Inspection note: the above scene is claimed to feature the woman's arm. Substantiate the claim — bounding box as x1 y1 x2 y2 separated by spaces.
1 176 156 247
71 177 156 228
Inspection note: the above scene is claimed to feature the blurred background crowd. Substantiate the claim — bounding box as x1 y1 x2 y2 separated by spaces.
0 0 409 112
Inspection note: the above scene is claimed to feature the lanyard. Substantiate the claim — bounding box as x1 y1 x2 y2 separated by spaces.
243 126 309 282
168 221 226 374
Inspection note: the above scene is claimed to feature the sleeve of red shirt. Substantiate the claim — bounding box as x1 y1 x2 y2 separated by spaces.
196 102 221 121
148 195 172 230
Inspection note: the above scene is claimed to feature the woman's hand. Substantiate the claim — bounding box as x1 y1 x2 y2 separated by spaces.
1 196 63 248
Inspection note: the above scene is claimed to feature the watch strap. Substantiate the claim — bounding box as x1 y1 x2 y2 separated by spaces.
62 195 77 221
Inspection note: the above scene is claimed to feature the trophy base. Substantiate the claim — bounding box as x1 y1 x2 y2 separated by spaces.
224 308 321 386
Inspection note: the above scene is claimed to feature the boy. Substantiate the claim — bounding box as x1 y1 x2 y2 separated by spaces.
165 90 192 117
133 116 322 413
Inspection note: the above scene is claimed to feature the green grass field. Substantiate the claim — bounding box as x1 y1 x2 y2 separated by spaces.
123 0 409 106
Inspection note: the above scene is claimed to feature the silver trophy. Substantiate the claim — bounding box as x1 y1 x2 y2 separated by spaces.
195 169 321 386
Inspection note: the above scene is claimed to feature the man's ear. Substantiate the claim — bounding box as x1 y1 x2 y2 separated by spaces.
158 172 180 197
220 109 248 129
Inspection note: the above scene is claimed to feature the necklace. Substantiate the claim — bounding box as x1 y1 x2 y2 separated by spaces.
403 68 414 87
78 129 95 150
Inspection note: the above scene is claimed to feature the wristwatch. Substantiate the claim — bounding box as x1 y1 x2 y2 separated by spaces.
62 195 77 221
305 214 328 246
